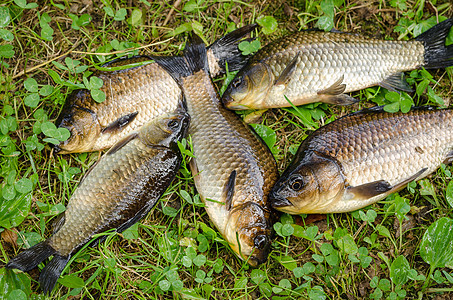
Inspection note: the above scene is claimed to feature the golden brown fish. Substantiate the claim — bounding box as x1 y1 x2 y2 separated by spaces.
270 106 453 214
6 110 190 294
56 24 256 154
222 19 453 110
154 34 278 266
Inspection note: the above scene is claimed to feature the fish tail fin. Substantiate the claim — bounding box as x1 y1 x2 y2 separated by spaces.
153 33 209 85
6 241 56 272
208 24 258 73
39 254 71 295
7 241 72 294
185 34 210 74
415 18 453 69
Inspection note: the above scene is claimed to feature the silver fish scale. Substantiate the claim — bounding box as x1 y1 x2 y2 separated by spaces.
92 64 182 150
91 52 224 151
312 109 453 189
256 31 425 106
182 72 275 234
49 139 170 256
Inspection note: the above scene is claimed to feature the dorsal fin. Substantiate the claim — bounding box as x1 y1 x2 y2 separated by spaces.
224 170 237 211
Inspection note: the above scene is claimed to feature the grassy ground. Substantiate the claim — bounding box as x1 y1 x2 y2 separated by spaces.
1 0 453 299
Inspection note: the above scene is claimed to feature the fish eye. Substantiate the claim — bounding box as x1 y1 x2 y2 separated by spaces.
231 77 242 88
254 234 268 249
290 178 304 191
167 119 179 129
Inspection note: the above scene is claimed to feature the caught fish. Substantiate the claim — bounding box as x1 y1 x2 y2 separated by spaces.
223 19 453 110
154 34 278 266
270 106 453 214
56 24 256 154
6 110 190 294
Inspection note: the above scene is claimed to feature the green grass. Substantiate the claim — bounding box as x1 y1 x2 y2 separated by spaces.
1 0 453 299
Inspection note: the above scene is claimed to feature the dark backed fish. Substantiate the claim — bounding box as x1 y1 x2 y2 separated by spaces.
270 106 453 214
223 19 453 109
154 34 278 266
56 24 256 153
6 110 190 294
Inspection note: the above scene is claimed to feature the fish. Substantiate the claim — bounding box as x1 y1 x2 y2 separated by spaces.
5 109 190 294
222 19 453 110
55 24 257 154
153 34 278 266
269 106 453 214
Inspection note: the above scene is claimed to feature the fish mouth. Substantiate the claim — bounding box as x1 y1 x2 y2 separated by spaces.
53 144 63 154
247 251 268 268
247 234 271 267
221 94 248 110
247 256 261 267
269 191 293 208
53 125 76 154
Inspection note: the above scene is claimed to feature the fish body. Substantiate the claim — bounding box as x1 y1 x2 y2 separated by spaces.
6 110 190 294
56 25 256 154
222 19 453 110
154 34 278 266
270 107 453 214
56 58 181 154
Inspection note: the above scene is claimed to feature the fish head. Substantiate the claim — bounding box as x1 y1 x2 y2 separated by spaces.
270 165 320 214
222 62 274 110
225 202 272 267
141 108 190 149
55 102 102 154
270 155 345 214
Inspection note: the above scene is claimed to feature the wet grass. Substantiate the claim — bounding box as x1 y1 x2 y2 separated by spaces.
1 0 453 299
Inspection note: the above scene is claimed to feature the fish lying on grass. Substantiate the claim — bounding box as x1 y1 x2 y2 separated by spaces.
154 34 278 266
223 19 453 110
270 106 453 214
55 24 256 154
6 110 190 294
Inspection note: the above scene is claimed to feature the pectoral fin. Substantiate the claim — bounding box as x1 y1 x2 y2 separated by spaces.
106 132 139 156
346 168 427 200
274 52 300 86
223 170 237 211
346 180 392 200
379 73 413 92
317 75 358 105
101 112 139 134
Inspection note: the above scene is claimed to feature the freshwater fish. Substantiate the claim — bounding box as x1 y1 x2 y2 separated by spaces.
270 106 453 214
6 110 190 294
55 24 256 154
222 19 453 110
154 34 278 266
